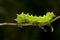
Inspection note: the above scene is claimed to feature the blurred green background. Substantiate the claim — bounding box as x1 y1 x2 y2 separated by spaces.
0 0 60 40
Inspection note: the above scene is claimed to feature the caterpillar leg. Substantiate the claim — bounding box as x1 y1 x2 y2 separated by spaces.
48 24 54 32
50 25 54 32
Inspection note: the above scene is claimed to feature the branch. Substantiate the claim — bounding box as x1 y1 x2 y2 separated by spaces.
38 24 47 32
0 23 47 32
0 23 32 26
0 23 17 26
51 16 60 22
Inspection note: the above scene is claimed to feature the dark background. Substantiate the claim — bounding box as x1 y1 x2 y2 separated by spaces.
0 0 60 40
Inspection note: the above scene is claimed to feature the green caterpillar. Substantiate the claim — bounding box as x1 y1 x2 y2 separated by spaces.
15 12 55 32
15 12 55 26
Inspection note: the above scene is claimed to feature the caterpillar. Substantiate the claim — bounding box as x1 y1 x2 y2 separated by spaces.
15 12 55 32
15 12 55 25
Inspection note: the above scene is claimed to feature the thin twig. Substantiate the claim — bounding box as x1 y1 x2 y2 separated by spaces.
0 23 17 26
0 22 47 32
0 23 32 26
51 16 60 23
38 24 47 32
